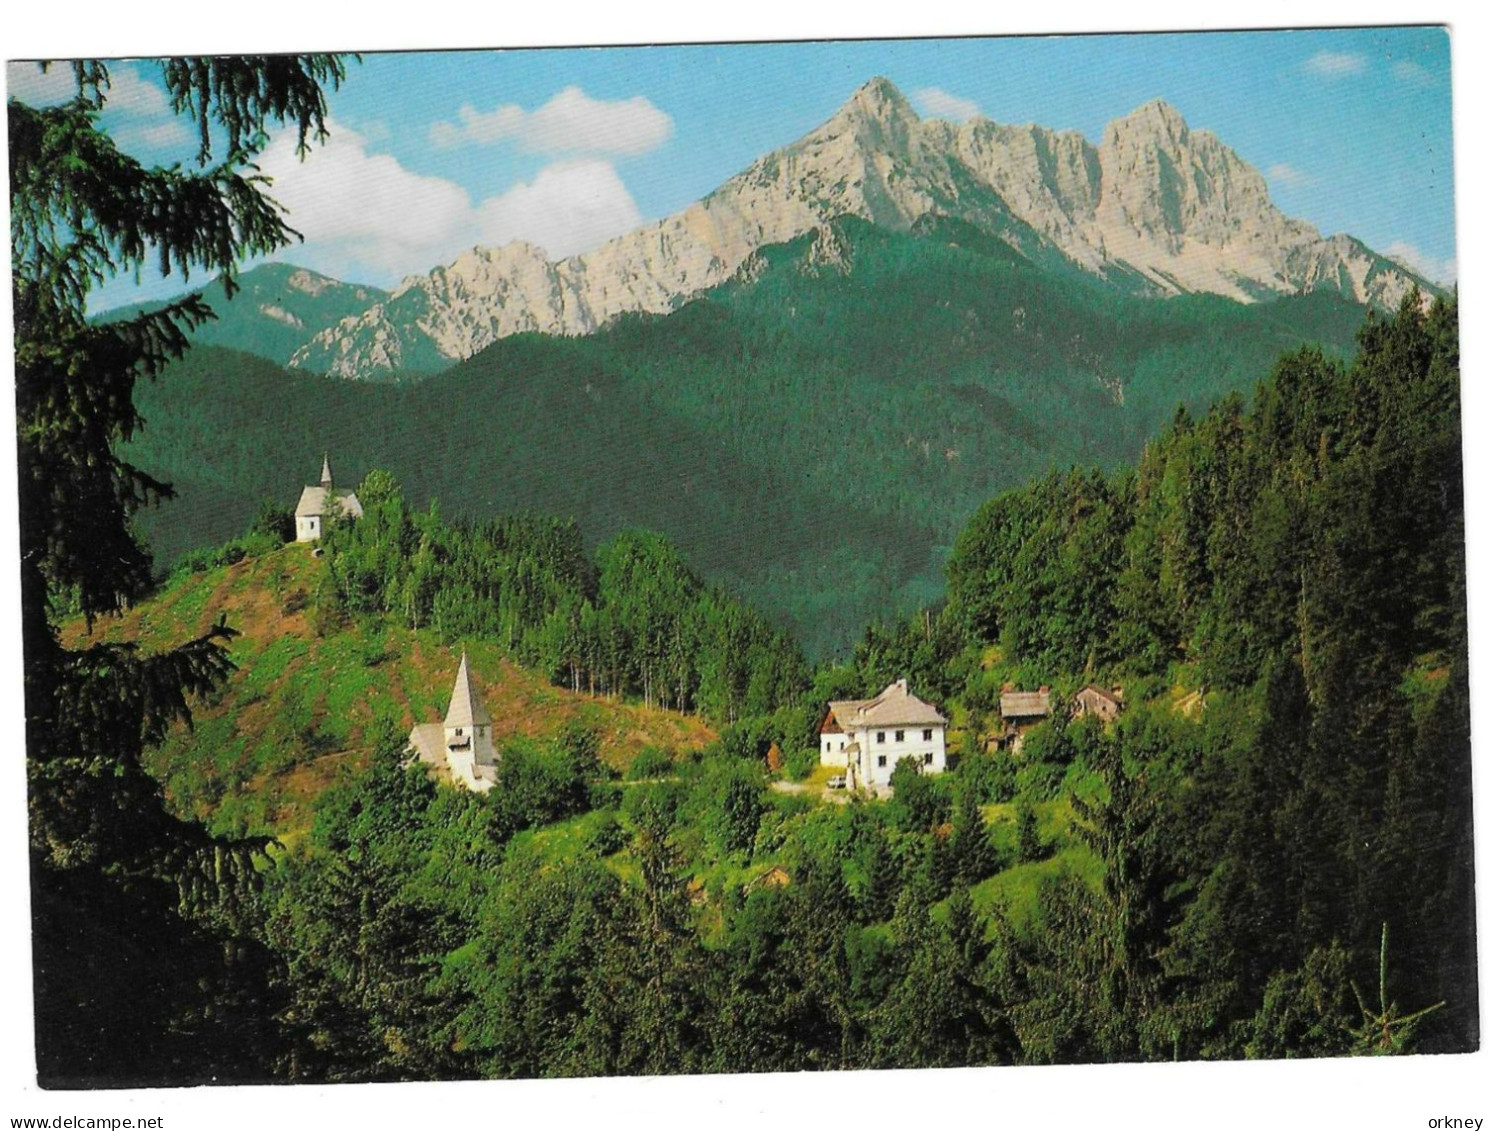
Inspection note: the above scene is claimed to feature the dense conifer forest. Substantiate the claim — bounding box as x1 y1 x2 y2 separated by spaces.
37 291 1474 1082
12 52 1472 1088
122 217 1372 656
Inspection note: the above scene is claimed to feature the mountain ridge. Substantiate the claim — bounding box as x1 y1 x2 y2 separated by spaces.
127 215 1373 655
101 262 388 368
286 78 1436 381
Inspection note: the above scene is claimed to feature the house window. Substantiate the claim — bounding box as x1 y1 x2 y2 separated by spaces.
895 730 905 742
923 729 933 741
877 755 887 768
924 752 934 765
876 731 886 744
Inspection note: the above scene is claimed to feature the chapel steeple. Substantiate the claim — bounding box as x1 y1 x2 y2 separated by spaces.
406 651 498 792
444 650 493 732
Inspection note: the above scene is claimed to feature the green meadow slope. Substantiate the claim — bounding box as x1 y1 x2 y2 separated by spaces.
65 544 716 842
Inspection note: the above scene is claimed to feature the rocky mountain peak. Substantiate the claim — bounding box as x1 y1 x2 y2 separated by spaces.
822 75 922 157
847 76 917 119
289 80 1434 381
1108 97 1190 143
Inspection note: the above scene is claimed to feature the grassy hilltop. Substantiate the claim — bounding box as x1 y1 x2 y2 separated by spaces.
66 544 715 842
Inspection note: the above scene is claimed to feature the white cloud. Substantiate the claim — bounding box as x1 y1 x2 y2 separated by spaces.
257 120 647 276
1392 60 1438 87
1385 240 1456 285
1304 51 1368 78
912 87 982 122
429 86 673 155
102 64 171 118
10 61 195 155
476 160 642 259
353 118 392 145
6 60 79 104
258 119 478 275
8 60 170 116
1266 163 1317 188
113 119 195 151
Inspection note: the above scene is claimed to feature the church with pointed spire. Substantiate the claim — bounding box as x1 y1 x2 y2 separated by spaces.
294 453 364 542
406 652 498 792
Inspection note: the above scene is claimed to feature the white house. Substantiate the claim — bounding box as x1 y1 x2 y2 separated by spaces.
294 454 364 542
820 679 947 791
407 652 498 792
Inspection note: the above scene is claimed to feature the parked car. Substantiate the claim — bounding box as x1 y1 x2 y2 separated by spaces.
827 775 846 789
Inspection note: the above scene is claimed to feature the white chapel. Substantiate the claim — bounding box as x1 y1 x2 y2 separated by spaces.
407 652 498 792
294 455 364 542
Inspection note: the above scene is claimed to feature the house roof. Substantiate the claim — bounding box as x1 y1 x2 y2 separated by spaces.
444 652 492 729
1076 685 1121 707
822 700 871 733
295 484 364 519
745 865 791 891
407 722 447 768
827 680 945 730
1001 689 1052 719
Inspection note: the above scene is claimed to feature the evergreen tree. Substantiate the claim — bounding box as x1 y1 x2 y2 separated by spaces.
12 55 351 1083
948 779 995 883
572 818 712 1074
1015 796 1043 864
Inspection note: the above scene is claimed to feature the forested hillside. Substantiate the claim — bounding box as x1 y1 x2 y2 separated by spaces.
100 262 388 367
71 291 1472 1084
850 290 1474 1055
126 215 1370 655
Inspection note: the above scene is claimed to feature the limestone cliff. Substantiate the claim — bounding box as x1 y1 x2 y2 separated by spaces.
290 78 1434 380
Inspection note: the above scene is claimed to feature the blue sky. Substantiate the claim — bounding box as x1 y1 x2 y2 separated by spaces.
7 26 1456 310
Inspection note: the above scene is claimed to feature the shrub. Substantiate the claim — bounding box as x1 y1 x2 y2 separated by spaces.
888 756 952 832
784 745 818 780
253 498 295 544
1014 759 1066 801
703 760 767 857
620 780 682 837
627 746 674 781
956 749 1014 804
585 810 627 857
